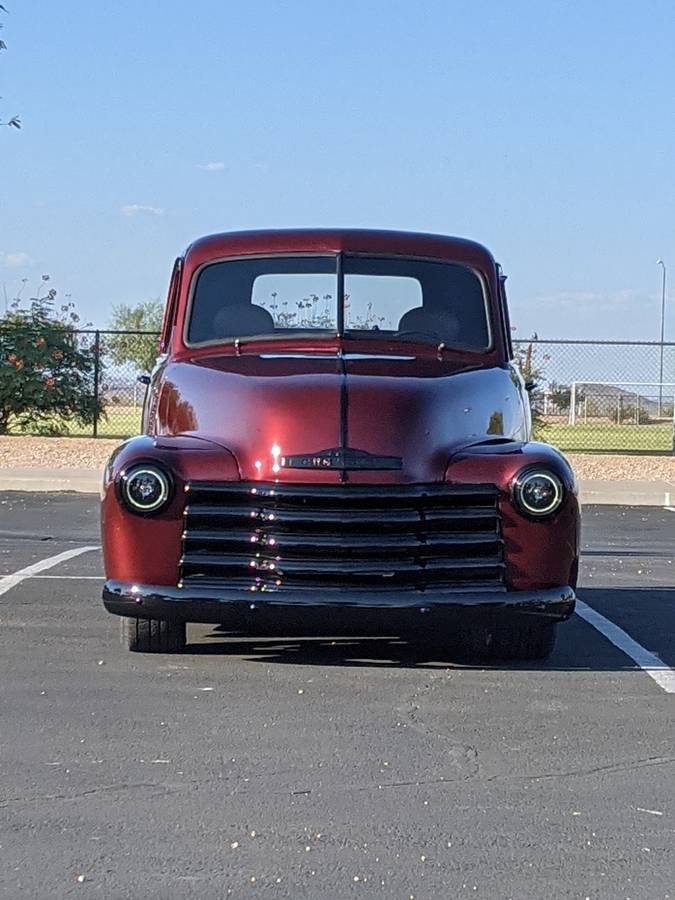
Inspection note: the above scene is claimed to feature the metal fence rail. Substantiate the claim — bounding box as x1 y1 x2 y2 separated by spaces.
2 329 675 453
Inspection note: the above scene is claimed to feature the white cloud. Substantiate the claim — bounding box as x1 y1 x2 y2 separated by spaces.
197 161 225 172
120 204 165 217
2 251 32 268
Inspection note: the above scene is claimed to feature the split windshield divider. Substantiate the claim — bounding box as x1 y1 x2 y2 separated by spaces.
336 251 345 339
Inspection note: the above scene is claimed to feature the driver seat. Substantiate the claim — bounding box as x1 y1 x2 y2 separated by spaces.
213 303 275 338
397 306 460 342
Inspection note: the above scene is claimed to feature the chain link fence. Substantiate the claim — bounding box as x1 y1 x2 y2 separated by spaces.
2 329 675 453
95 330 160 437
514 339 675 453
0 328 159 438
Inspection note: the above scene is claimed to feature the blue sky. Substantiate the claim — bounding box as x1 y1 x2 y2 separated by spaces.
1 0 674 339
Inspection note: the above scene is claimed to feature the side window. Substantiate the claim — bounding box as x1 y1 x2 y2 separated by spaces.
159 258 182 354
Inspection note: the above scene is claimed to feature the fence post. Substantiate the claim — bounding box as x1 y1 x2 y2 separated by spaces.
93 329 101 438
569 382 577 426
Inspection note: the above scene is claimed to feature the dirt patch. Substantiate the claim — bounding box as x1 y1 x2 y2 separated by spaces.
566 453 675 482
1 436 674 481
0 437 121 469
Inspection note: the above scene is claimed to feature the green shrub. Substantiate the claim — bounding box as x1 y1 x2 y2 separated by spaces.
0 293 103 435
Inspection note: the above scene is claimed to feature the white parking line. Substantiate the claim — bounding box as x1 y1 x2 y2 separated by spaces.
30 575 102 580
576 599 675 695
0 546 100 598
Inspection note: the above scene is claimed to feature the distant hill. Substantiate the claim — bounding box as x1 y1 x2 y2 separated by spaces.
575 383 659 415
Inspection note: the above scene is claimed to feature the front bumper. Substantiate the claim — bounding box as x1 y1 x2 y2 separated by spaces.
103 580 576 627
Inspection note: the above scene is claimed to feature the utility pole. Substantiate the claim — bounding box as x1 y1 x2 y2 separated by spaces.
657 259 667 418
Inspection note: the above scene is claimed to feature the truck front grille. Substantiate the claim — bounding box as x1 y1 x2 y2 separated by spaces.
180 482 504 593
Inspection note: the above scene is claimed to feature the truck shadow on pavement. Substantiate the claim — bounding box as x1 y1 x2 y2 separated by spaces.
181 586 675 671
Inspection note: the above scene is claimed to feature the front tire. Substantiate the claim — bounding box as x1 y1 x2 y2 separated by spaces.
468 620 557 661
120 616 187 653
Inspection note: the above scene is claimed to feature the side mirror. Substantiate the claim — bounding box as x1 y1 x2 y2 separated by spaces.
137 374 151 386
524 379 536 392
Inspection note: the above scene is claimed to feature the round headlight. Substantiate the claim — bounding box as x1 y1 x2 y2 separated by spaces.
120 465 171 514
513 470 563 517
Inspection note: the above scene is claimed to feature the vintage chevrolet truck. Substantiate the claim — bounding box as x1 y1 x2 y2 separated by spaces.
101 229 579 658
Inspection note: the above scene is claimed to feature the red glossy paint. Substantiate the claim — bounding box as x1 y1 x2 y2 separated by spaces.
101 435 239 586
149 356 529 483
446 443 579 591
101 229 579 622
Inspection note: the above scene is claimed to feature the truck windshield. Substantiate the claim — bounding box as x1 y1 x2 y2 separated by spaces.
186 254 490 350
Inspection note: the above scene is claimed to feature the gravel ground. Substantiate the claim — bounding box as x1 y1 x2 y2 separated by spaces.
1 437 675 480
0 437 120 469
568 452 675 481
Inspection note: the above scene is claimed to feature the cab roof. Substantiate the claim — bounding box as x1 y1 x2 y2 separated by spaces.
183 228 497 273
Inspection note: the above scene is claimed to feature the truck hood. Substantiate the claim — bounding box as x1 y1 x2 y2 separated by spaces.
153 353 528 483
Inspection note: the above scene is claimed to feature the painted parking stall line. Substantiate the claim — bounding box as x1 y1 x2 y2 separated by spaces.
0 546 100 598
576 599 675 695
30 575 102 580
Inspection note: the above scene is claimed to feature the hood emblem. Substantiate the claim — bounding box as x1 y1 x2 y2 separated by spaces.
281 448 402 471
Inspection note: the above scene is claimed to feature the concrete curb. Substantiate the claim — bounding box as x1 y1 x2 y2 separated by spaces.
0 468 102 494
577 479 674 507
0 468 673 507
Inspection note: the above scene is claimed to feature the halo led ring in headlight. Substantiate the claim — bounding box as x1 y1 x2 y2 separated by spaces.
120 464 171 514
513 470 564 517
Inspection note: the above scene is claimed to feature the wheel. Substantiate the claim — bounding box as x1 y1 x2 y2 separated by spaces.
119 616 187 653
467 620 557 661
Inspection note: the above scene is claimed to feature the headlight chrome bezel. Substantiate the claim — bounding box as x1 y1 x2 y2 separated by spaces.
512 468 564 519
118 463 172 515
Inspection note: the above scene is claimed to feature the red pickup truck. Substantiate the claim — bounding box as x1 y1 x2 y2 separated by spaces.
101 229 579 659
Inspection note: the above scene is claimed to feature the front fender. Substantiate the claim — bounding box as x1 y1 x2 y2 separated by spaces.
101 435 239 586
445 441 579 591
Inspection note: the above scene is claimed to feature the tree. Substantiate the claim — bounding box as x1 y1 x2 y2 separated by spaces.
107 300 163 373
1 5 21 129
514 333 548 434
0 287 103 435
549 382 585 415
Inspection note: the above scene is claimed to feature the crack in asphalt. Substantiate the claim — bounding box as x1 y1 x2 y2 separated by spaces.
290 754 675 798
3 754 674 809
484 754 675 783
0 780 178 807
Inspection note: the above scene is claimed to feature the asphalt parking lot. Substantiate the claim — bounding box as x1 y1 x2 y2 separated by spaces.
0 493 673 900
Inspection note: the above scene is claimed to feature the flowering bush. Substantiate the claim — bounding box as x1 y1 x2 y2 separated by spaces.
0 290 103 434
